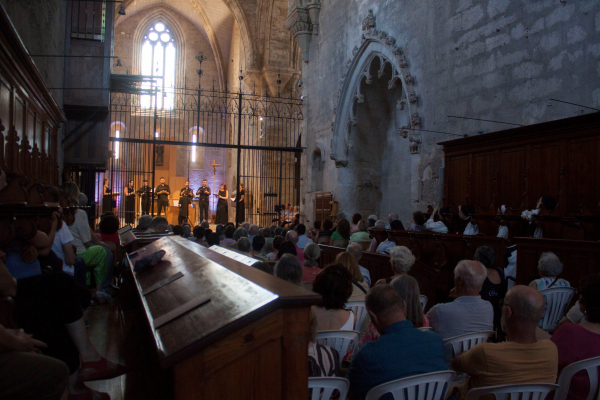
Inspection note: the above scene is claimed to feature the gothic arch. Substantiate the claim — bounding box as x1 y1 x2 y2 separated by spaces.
330 14 421 167
131 9 187 90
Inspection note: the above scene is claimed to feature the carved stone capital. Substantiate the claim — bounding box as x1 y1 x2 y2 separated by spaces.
286 6 313 62
307 2 321 35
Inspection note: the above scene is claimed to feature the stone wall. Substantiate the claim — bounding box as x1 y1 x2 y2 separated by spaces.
297 0 600 228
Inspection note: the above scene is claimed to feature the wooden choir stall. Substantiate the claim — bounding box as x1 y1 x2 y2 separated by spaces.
126 236 321 400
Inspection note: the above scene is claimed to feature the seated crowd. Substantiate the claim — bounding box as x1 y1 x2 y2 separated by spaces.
2 180 596 400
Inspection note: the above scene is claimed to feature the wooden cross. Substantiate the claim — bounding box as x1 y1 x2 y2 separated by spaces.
209 159 221 214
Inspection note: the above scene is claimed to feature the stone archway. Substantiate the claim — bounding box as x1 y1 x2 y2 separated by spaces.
329 10 422 220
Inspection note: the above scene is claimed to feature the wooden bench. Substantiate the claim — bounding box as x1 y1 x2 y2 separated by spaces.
126 236 320 399
515 237 600 287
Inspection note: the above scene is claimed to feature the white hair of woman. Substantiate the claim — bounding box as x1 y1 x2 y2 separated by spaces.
538 252 564 277
303 243 321 267
389 246 415 273
375 220 386 229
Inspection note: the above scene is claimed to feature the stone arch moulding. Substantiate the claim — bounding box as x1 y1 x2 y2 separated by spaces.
330 10 420 168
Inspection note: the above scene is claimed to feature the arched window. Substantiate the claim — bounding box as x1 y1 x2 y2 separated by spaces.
140 21 176 110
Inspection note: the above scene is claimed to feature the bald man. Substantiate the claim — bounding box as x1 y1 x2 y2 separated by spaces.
452 285 558 399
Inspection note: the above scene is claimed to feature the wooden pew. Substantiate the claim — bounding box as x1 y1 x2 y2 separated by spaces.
317 245 448 309
127 236 320 400
515 238 600 288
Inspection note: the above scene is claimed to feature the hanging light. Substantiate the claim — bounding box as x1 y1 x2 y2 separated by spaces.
118 4 126 15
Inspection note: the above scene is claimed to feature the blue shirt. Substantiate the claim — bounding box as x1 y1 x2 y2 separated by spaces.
359 265 371 287
297 234 312 249
6 240 42 280
347 320 448 399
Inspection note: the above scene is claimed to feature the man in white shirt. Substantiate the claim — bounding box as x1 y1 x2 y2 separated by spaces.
425 207 449 233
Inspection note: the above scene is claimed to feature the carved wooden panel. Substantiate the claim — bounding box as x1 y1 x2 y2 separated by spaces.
499 148 526 211
473 152 496 214
445 155 471 209
530 143 562 211
567 137 600 212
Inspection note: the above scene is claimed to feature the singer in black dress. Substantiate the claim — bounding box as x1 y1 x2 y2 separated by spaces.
216 183 228 224
124 180 136 224
235 184 245 223
102 178 112 213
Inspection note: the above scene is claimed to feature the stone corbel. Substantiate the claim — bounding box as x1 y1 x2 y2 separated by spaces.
307 2 321 35
409 133 422 154
286 6 313 62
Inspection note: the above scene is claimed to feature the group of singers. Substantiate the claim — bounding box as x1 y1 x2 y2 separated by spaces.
102 177 246 224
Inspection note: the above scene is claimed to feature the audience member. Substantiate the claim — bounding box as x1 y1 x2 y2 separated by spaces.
350 219 371 243
551 274 600 400
452 285 558 400
295 224 311 249
457 204 478 235
206 232 221 247
376 220 404 254
302 243 321 283
347 285 447 400
277 240 298 260
237 237 251 253
375 246 415 285
330 218 351 246
251 236 266 257
475 246 506 331
172 225 184 236
215 224 225 241
182 224 191 238
335 252 368 302
262 227 273 243
367 214 378 228
220 225 236 247
346 243 371 287
308 308 340 378
368 220 387 252
98 213 120 247
408 211 428 232
529 252 570 291
137 215 153 230
274 253 303 286
268 235 284 261
147 216 169 233
350 213 362 234
248 224 259 242
308 220 321 240
252 261 274 275
317 219 334 243
427 260 492 340
200 221 210 229
385 212 405 230
425 207 449 233
312 264 356 332
192 226 206 245
285 231 305 263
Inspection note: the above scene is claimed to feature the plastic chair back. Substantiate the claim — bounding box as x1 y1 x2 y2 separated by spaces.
309 377 350 400
539 287 576 331
365 370 455 400
315 330 360 357
420 295 428 311
465 383 559 400
443 331 494 359
346 301 368 329
553 355 600 400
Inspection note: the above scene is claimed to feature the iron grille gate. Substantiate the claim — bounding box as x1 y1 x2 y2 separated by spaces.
105 86 303 227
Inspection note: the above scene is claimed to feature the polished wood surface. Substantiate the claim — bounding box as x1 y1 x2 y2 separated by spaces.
126 236 320 400
514 237 600 287
0 4 64 184
441 113 600 240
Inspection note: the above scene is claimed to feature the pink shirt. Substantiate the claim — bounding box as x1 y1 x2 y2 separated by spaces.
302 266 321 283
551 323 600 400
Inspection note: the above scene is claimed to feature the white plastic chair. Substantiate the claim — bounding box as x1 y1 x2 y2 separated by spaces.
443 331 494 358
420 295 428 310
365 370 455 400
315 330 360 357
346 301 368 328
309 377 349 400
553 355 600 400
443 331 494 382
465 383 559 400
539 287 576 331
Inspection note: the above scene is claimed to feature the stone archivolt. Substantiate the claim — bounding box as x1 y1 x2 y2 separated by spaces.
330 10 422 167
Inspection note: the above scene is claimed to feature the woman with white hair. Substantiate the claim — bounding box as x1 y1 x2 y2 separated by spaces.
375 246 416 285
529 251 570 291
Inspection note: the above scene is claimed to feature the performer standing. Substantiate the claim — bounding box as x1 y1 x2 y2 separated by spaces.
196 179 211 223
178 181 193 225
102 178 112 213
215 183 228 224
234 183 245 224
155 177 170 216
137 179 153 215
124 179 136 224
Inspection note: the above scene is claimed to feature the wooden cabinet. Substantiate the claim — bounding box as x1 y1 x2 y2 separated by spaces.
127 236 321 400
